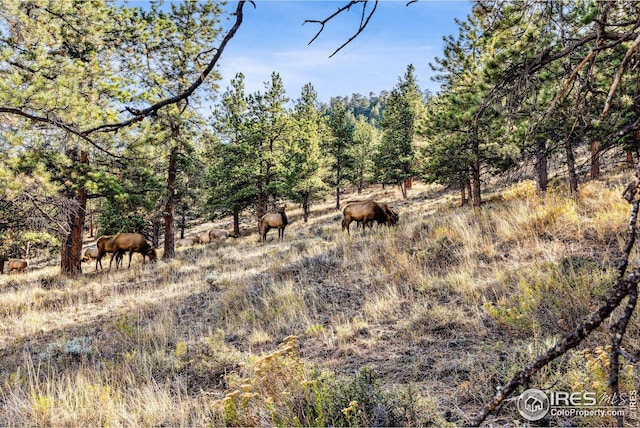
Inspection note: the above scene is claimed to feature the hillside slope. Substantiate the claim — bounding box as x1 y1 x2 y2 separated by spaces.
0 177 638 426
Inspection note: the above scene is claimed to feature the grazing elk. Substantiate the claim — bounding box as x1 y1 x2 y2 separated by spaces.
96 233 155 271
111 233 156 268
261 206 288 241
82 247 99 262
198 231 211 244
7 259 29 274
342 200 396 235
96 235 119 271
209 229 230 240
176 237 200 248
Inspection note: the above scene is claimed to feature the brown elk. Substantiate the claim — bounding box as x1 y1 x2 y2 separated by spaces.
209 229 230 240
111 233 156 268
176 237 200 248
7 259 28 274
96 233 156 271
378 203 399 226
344 200 399 228
342 200 396 236
96 235 119 271
82 247 99 262
261 206 288 241
198 231 211 244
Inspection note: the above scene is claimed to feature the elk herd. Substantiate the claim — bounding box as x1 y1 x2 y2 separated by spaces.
1 199 399 275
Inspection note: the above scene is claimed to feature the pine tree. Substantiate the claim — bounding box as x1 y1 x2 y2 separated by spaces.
326 100 354 209
284 83 328 222
377 64 423 199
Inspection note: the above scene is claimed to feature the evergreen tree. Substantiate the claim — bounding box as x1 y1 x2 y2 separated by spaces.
246 72 291 233
377 64 423 199
351 116 381 194
326 100 355 209
206 73 255 236
284 83 329 222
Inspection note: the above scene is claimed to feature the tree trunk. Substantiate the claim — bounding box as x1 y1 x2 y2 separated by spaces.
257 190 268 236
535 139 548 192
151 214 161 248
163 146 178 260
303 192 310 222
460 178 468 207
233 207 240 237
590 140 601 180
335 161 341 209
179 210 186 239
627 151 634 169
89 211 94 238
60 149 88 276
471 160 481 208
565 139 578 194
399 180 408 199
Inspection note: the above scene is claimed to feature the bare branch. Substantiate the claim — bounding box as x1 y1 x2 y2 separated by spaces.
304 1 379 58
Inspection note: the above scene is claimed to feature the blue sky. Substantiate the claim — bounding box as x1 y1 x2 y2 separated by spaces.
217 1 473 103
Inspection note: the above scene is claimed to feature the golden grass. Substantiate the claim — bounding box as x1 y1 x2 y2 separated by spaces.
0 178 638 426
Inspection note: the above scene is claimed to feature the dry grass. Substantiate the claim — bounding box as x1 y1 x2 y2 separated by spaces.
0 177 639 426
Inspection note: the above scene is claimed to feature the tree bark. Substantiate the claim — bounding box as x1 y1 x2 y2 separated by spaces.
163 146 178 260
471 159 481 208
591 140 601 180
233 207 240 237
535 139 548 192
565 138 579 194
460 178 469 206
257 190 268 236
335 159 342 209
60 149 88 276
399 180 408 199
303 193 310 222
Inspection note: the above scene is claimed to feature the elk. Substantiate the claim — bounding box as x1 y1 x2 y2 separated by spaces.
82 247 99 262
112 233 156 268
96 235 119 271
261 206 288 241
342 200 395 236
198 231 211 244
7 259 28 274
176 237 200 247
209 229 230 240
96 233 156 271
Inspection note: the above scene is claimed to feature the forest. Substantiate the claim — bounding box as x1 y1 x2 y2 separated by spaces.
1 0 640 426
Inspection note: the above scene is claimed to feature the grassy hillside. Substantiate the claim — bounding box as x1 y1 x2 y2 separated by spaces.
0 176 638 426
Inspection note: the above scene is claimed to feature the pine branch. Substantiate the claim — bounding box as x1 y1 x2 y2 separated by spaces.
82 1 249 135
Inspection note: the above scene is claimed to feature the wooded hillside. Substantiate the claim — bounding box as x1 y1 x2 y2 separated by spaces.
1 1 640 426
